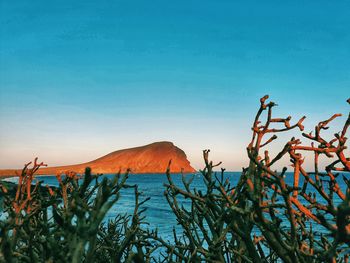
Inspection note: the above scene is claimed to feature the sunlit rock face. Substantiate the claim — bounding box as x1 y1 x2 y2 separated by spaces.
0 142 196 176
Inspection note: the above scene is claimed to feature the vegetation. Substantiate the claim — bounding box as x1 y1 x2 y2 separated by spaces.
0 95 349 262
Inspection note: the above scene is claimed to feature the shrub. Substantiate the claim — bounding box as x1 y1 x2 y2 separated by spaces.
0 163 154 263
161 95 349 262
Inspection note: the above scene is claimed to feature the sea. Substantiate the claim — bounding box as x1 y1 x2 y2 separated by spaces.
3 171 348 242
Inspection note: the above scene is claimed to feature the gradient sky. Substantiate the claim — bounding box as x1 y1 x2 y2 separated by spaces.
0 0 349 171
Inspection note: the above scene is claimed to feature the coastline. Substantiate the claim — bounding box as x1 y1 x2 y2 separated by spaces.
0 170 199 179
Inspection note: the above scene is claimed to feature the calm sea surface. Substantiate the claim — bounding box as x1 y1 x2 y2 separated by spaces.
3 172 348 241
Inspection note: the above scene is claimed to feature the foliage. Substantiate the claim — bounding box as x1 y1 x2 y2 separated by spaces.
0 163 154 263
0 95 349 262
161 95 350 262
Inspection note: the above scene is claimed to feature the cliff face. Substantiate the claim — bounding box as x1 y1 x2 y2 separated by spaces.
0 142 196 176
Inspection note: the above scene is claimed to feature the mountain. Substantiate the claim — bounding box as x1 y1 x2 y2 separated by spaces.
0 142 196 176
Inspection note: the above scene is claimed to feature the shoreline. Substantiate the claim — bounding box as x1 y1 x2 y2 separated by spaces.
0 170 201 179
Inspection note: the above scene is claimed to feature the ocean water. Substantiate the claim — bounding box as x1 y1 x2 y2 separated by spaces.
3 171 348 241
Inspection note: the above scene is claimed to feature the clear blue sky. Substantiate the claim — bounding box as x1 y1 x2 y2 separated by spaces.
0 0 349 170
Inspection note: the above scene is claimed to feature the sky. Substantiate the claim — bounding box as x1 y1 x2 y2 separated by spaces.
0 0 349 171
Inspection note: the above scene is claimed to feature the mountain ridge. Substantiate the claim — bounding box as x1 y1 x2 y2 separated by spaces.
0 141 196 176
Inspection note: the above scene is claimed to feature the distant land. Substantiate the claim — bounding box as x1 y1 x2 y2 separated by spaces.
0 141 196 177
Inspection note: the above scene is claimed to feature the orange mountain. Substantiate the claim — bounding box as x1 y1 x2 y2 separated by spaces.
0 142 196 177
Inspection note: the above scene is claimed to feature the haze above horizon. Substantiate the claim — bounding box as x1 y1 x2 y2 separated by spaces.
0 0 349 171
